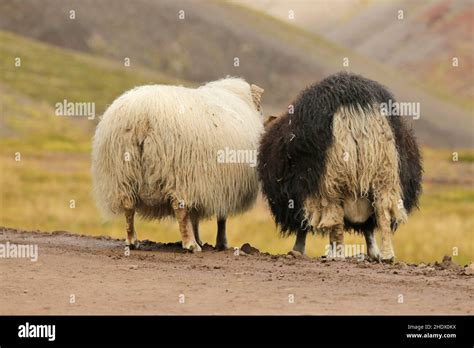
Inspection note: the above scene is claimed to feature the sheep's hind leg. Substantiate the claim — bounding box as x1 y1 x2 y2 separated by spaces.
374 202 395 263
191 214 203 248
318 202 344 259
292 229 307 254
215 218 228 251
328 225 344 259
124 208 139 250
172 202 201 253
363 228 381 262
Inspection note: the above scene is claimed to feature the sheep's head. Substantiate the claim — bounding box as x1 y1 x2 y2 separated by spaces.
205 78 264 117
250 84 264 115
264 115 278 128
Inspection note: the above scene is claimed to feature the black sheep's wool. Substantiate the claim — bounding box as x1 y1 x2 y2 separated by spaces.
257 72 422 236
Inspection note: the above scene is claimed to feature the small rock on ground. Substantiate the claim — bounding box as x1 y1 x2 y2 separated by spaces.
463 263 474 276
240 243 260 255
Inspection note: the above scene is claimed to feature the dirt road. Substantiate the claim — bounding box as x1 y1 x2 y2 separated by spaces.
0 227 472 315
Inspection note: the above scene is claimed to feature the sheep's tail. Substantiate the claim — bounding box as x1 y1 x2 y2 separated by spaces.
91 108 148 220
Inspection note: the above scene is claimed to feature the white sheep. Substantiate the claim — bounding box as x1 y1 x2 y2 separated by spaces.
92 78 264 252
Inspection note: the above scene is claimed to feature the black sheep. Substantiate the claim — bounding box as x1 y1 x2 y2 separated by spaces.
258 72 422 261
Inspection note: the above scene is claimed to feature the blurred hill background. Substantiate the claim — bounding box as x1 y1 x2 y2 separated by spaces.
236 0 473 111
0 0 473 264
2 0 473 146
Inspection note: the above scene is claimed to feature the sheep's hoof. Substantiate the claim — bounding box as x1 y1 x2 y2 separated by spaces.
126 241 140 250
381 250 395 263
183 241 202 253
381 256 395 264
288 250 303 258
215 242 228 251
292 244 306 255
369 255 382 263
367 248 382 262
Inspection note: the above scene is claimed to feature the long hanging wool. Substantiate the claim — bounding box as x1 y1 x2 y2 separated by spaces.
92 78 264 222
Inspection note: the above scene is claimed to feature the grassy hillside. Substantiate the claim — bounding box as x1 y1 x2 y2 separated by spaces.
0 0 333 108
0 30 188 152
1 0 471 148
0 31 185 119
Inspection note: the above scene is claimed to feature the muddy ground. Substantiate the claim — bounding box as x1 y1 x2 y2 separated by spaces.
0 227 472 315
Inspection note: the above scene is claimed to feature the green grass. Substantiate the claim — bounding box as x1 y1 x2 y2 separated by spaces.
0 31 186 116
459 152 474 163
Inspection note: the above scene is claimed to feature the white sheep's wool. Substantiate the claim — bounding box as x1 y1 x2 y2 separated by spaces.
91 78 264 220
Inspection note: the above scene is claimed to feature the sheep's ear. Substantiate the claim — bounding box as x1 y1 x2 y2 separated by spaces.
264 115 278 128
251 84 264 109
